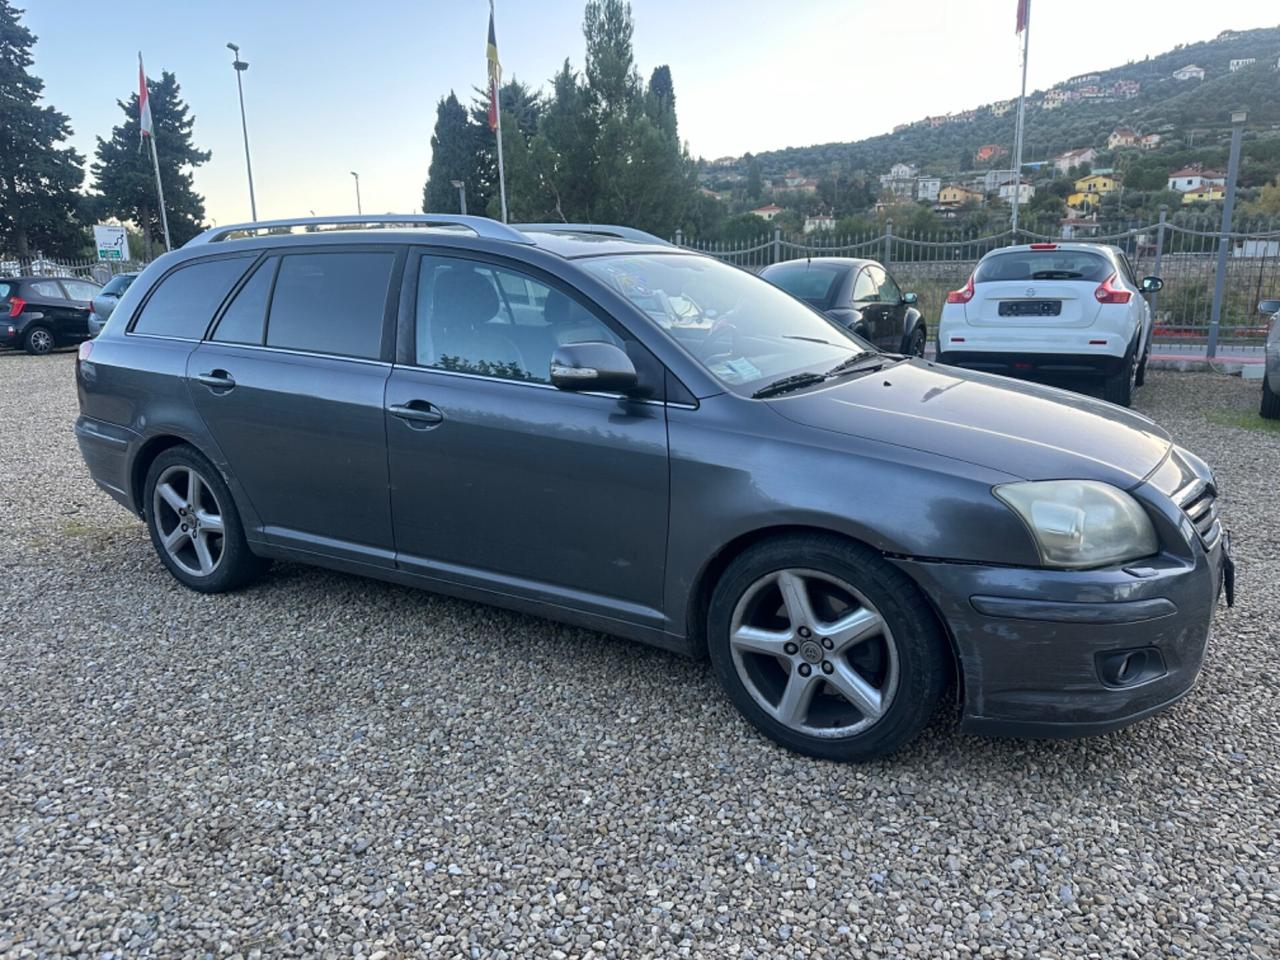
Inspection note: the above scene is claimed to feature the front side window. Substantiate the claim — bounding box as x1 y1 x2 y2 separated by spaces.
132 256 255 339
265 251 394 359
415 255 620 383
975 250 1112 283
580 253 867 392
851 268 878 302
871 267 901 303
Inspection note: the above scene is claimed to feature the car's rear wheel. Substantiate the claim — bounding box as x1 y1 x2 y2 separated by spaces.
707 534 948 761
1134 337 1151 387
144 446 268 593
23 326 54 355
1262 375 1280 420
1102 345 1136 407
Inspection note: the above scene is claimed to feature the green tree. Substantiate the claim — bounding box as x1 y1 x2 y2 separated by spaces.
529 60 597 221
423 92 482 214
744 154 762 202
583 0 639 116
0 1 85 257
92 70 210 254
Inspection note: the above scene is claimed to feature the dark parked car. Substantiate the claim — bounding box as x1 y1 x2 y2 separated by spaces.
75 215 1232 761
759 257 927 355
1259 298 1280 420
1 275 101 354
88 272 140 337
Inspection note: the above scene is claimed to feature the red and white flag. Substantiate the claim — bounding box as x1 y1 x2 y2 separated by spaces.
1015 0 1029 33
138 53 154 144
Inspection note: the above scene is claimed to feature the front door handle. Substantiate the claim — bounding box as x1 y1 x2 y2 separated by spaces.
195 370 236 390
388 402 444 426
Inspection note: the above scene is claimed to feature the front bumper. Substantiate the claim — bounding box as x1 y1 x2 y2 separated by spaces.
892 529 1227 738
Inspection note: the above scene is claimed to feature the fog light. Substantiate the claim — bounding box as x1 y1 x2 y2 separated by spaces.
1096 647 1166 688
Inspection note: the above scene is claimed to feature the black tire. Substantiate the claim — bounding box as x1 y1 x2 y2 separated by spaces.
1262 375 1280 420
143 445 268 593
23 325 55 355
1102 345 1136 407
707 533 949 762
907 326 927 357
1134 337 1151 387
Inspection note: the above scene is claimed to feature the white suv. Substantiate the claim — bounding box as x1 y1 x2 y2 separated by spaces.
937 242 1161 407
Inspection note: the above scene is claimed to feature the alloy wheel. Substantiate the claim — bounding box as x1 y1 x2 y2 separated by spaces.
152 464 226 577
728 568 899 738
28 328 53 354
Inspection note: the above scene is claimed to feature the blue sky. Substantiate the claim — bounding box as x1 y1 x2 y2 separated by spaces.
21 0 1279 225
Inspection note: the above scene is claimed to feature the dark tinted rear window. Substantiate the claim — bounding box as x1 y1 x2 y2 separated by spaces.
265 252 394 359
975 250 1112 283
213 257 276 345
763 263 843 308
133 256 255 339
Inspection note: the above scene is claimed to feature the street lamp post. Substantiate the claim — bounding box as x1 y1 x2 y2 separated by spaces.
450 180 467 215
350 171 362 215
1207 109 1247 359
226 43 257 221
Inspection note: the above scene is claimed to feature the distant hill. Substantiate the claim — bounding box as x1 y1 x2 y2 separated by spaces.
713 26 1280 180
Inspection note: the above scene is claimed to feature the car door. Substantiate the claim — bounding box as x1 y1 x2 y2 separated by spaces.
383 250 671 626
24 279 71 335
1116 252 1150 352
871 266 907 351
59 279 101 339
188 246 402 566
853 265 899 351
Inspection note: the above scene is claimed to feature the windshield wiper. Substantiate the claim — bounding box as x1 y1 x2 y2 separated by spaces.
783 335 840 346
824 354 888 378
751 371 828 399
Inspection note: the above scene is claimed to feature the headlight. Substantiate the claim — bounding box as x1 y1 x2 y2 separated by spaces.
994 480 1158 569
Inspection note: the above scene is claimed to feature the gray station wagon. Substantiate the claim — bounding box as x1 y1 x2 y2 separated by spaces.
75 215 1233 761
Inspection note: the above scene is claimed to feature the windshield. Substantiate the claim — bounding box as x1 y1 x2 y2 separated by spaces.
580 254 869 392
101 274 136 296
762 262 843 309
975 250 1112 283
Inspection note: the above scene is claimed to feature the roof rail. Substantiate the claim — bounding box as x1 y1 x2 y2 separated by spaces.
184 214 536 247
513 223 673 246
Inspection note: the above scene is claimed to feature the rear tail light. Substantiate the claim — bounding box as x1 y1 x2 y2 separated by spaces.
1029 243 1058 250
1094 272 1132 304
77 340 93 364
946 275 975 304
8 296 25 317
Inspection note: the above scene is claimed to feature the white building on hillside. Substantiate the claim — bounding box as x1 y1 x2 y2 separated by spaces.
1172 64 1205 81
1229 58 1256 72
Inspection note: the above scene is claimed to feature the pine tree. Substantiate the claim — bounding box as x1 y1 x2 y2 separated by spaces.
92 71 210 255
423 92 482 214
0 1 85 258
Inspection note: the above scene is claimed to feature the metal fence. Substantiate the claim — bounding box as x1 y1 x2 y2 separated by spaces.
0 254 148 285
674 214 1280 354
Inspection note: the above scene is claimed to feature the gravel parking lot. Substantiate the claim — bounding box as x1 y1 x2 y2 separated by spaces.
1 351 1277 959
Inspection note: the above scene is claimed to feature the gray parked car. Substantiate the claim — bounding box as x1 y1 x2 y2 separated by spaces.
74 215 1233 761
1260 298 1280 420
88 272 139 336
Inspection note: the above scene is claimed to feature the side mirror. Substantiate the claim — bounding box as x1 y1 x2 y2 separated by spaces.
902 291 918 305
549 341 639 395
1141 276 1164 293
1258 298 1280 315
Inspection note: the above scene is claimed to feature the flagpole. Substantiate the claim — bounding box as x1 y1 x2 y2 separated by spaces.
491 0 509 223
149 135 172 251
1011 0 1031 235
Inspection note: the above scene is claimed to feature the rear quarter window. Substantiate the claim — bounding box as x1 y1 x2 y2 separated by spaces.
975 250 1112 283
0 283 11 299
765 265 842 308
132 256 256 339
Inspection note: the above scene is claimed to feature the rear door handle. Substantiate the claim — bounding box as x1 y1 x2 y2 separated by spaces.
387 402 444 425
195 370 236 390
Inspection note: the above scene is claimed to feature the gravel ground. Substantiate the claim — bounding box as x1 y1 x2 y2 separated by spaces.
1 350 1277 959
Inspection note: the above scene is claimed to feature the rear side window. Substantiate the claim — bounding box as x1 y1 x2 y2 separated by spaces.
213 257 277 345
265 252 394 359
62 280 101 301
975 251 1111 283
27 280 63 298
133 256 255 339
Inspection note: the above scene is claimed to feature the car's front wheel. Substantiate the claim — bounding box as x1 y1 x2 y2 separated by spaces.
144 445 268 593
1262 375 1280 420
907 326 927 357
708 534 949 761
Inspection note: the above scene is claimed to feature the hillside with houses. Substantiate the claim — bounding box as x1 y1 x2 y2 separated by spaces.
692 25 1280 241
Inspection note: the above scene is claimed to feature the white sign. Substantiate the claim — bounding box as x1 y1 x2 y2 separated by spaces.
93 224 131 262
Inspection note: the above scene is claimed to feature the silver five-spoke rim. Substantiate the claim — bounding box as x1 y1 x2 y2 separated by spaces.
152 465 225 577
30 329 53 352
729 568 899 739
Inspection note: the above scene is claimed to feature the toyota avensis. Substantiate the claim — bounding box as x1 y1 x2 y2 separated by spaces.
75 215 1233 761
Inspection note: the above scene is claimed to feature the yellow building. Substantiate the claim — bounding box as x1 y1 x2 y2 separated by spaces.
1182 184 1225 204
939 185 983 206
1073 174 1118 196
1067 192 1099 209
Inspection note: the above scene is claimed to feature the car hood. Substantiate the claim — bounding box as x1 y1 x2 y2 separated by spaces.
767 359 1171 488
